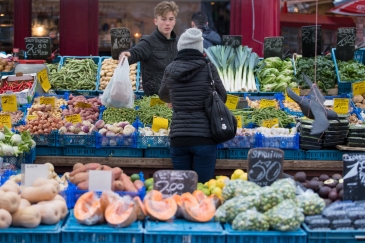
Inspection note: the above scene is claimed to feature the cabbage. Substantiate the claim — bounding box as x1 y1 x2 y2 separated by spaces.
264 57 282 69
261 74 277 84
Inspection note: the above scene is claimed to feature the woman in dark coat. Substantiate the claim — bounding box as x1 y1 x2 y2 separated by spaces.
158 28 227 183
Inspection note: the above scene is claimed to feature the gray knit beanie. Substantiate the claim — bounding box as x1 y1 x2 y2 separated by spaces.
177 28 204 53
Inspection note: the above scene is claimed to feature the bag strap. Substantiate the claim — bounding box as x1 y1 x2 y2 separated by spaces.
207 62 216 91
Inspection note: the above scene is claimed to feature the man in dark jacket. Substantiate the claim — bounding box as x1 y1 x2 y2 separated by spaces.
191 11 221 49
159 28 227 183
119 1 179 96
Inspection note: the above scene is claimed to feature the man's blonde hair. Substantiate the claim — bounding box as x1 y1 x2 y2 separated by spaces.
154 1 179 18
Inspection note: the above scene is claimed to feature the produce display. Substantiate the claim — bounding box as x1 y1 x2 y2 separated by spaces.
0 110 24 125
246 97 279 109
0 57 15 73
0 127 35 156
337 59 365 82
352 94 365 110
232 209 270 231
61 94 101 124
256 57 297 92
50 58 98 91
98 58 138 91
242 107 295 127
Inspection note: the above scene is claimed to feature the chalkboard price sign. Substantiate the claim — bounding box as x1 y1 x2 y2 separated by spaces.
153 170 198 195
110 28 131 60
247 148 284 186
222 35 242 48
301 25 321 58
264 37 284 59
336 27 356 62
342 153 365 201
25 37 51 60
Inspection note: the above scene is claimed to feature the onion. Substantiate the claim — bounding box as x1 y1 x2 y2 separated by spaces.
95 120 105 129
82 126 90 133
106 131 116 137
65 122 73 128
118 121 129 128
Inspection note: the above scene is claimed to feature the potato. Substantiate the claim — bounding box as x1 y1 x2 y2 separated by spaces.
353 95 364 103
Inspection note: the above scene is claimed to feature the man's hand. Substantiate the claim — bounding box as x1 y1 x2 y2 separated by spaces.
119 52 131 64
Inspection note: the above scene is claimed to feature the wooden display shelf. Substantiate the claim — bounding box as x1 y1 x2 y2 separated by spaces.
35 156 343 179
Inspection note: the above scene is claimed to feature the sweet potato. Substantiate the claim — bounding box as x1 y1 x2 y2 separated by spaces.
73 163 84 171
101 165 112 171
111 167 123 181
120 173 138 192
70 163 101 176
69 172 88 185
77 180 89 190
133 180 144 190
112 180 124 191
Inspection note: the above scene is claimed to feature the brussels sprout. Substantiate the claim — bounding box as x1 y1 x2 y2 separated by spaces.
258 186 284 212
296 191 325 215
265 200 304 231
232 209 270 231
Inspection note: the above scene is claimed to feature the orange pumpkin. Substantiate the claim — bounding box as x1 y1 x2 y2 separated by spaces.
133 196 147 221
74 192 104 225
105 198 137 228
182 197 216 223
144 190 177 221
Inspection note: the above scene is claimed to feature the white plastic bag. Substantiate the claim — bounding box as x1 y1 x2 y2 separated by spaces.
101 58 134 108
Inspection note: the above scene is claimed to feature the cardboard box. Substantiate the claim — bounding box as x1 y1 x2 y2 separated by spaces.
0 73 38 105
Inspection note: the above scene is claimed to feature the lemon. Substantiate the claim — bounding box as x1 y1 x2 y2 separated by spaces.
207 179 217 188
239 172 248 181
232 169 245 179
204 182 209 187
211 187 222 198
209 184 216 192
216 179 225 189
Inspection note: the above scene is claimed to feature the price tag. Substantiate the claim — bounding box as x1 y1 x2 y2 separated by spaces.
1 95 17 112
262 118 279 128
235 116 242 128
285 88 300 102
88 170 113 191
23 164 49 186
225 94 240 110
27 115 38 121
37 68 51 92
152 116 168 133
65 114 82 124
75 102 92 108
39 97 55 107
153 170 198 195
352 81 365 96
259 99 276 108
0 114 12 128
150 97 165 107
333 98 349 114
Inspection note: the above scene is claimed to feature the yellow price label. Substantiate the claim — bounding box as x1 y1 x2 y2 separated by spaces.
152 116 168 133
259 99 276 108
225 94 240 110
39 97 55 107
285 88 300 102
37 68 51 92
75 102 92 108
65 114 82 124
0 114 11 128
235 116 242 128
27 115 38 121
333 98 349 114
352 81 365 96
150 97 165 107
262 118 279 128
1 95 17 112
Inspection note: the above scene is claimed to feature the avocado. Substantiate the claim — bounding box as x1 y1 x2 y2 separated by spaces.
319 174 330 182
332 174 342 180
336 183 343 192
294 172 307 182
324 179 338 188
307 180 320 191
339 189 343 200
318 181 324 188
311 177 319 181
328 191 339 201
318 186 331 198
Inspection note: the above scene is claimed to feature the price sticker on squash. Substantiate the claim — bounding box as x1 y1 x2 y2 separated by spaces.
262 118 279 128
352 81 365 96
1 95 17 112
225 94 239 110
259 99 276 108
0 114 11 128
65 114 82 124
39 97 55 107
37 68 51 92
333 98 349 114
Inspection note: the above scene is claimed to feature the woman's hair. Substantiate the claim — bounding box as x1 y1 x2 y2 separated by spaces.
154 1 179 18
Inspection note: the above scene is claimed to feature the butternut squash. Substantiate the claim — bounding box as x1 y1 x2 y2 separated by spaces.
38 199 68 219
0 190 20 213
53 194 66 203
21 184 58 204
2 180 20 194
0 184 19 194
12 205 41 228
0 209 11 228
19 199 31 209
34 202 61 225
32 178 60 192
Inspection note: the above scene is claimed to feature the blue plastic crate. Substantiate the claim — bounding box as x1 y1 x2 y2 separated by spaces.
225 223 307 243
221 134 257 148
302 223 365 243
55 56 100 96
226 148 250 159
0 216 62 243
0 169 17 185
63 147 143 157
137 134 170 148
96 132 138 148
144 219 225 243
277 92 305 117
62 172 146 209
217 149 226 159
37 146 63 156
2 148 36 169
257 133 300 149
305 150 343 161
332 48 365 94
144 148 170 158
32 131 58 146
284 149 306 160
62 210 143 243
58 132 96 147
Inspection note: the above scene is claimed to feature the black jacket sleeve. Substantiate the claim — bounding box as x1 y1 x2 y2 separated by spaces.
211 64 227 102
127 39 152 65
158 69 171 103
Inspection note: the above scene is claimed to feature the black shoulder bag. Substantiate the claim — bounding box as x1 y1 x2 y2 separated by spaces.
205 63 237 144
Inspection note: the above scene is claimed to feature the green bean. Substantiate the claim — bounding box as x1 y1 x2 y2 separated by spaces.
135 95 172 125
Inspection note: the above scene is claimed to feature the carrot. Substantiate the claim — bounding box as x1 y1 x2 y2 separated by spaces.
120 174 138 192
111 167 123 181
112 180 124 191
70 163 101 176
73 163 84 171
133 180 144 190
69 172 88 185
77 180 89 190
